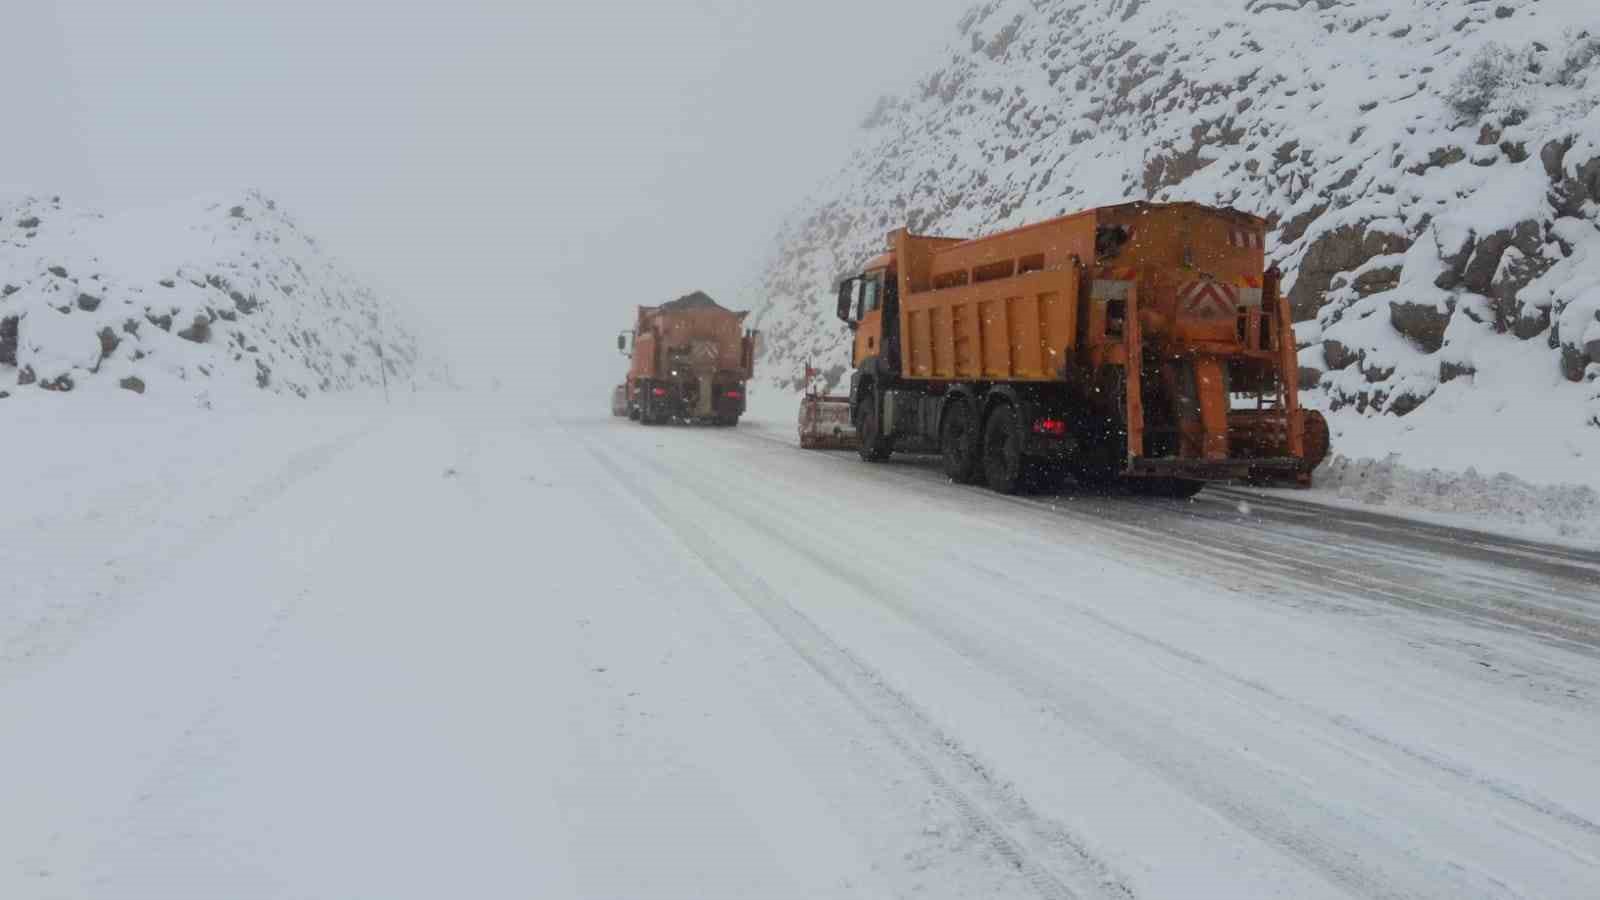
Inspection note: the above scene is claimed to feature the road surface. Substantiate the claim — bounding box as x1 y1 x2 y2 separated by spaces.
3 401 1598 898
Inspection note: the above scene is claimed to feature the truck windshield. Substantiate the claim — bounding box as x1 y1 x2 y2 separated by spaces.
862 273 882 314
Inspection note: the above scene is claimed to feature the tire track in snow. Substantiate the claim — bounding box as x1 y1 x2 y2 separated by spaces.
732 430 1600 657
606 430 1586 898
0 417 384 685
714 424 1600 855
583 439 1127 900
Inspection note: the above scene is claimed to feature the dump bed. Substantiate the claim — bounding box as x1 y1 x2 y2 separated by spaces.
893 202 1271 383
630 292 752 382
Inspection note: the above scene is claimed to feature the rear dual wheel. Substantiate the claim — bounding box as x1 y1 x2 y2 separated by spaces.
983 404 1035 495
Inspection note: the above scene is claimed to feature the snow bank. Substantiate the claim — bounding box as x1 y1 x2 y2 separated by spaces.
0 190 447 405
1309 453 1600 545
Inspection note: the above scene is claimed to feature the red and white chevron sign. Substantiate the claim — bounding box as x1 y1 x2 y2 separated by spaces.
1229 228 1264 250
1178 280 1239 318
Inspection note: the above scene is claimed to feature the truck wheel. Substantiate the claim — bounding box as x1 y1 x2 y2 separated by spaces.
982 404 1029 494
857 391 893 463
940 399 981 484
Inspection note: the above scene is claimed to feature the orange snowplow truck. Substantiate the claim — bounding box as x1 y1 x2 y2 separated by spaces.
616 291 756 426
835 201 1328 496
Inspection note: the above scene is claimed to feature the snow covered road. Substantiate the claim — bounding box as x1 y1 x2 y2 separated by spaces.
4 400 1599 898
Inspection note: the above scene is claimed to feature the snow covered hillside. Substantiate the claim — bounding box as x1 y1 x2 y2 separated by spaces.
0 191 445 404
748 0 1600 487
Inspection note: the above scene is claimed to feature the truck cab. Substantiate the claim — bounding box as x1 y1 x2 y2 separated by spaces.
837 254 895 370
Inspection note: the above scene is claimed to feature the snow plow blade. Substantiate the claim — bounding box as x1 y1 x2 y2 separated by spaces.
798 393 859 450
1242 409 1331 488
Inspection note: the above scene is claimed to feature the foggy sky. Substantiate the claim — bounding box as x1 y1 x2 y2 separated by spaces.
11 1 975 396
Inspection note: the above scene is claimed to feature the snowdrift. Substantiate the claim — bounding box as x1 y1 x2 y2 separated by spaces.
0 190 446 405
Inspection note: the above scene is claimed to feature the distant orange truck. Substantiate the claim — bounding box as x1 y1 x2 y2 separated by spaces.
615 291 756 426
827 201 1328 495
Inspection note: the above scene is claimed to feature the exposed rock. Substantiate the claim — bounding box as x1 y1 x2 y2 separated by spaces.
1433 227 1478 290
97 327 119 358
76 293 102 312
1352 265 1402 297
17 365 35 385
40 373 73 392
1360 359 1396 384
146 311 174 332
1440 360 1476 382
1388 390 1429 417
1390 298 1453 353
17 216 40 229
1408 146 1466 176
1545 139 1600 217
119 376 146 394
0 316 17 365
1297 365 1325 388
1512 305 1552 340
1461 220 1541 299
1279 203 1328 246
1561 341 1590 382
1491 246 1555 335
1288 223 1411 321
1322 338 1358 371
177 315 211 344
48 265 68 278
2 284 18 297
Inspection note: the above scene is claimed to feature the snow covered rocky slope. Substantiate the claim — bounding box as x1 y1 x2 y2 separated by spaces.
749 0 1600 493
0 190 444 405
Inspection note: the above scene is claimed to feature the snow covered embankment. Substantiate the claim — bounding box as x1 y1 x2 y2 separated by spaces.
0 190 445 405
745 0 1600 513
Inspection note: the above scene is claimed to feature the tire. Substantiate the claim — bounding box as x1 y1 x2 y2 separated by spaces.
940 398 982 484
983 404 1029 494
856 388 893 462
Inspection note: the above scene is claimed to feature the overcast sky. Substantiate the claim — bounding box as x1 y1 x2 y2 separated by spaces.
10 0 974 394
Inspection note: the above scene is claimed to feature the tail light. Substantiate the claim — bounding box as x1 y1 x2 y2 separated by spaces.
1032 418 1067 436
651 387 668 397
724 390 742 399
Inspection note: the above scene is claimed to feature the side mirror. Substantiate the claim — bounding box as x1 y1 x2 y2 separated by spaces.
836 278 857 322
616 334 625 351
